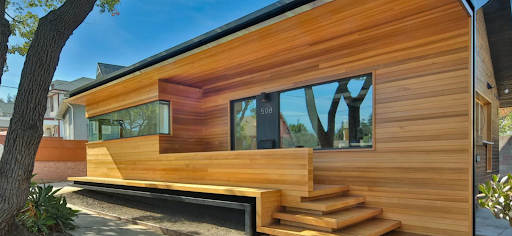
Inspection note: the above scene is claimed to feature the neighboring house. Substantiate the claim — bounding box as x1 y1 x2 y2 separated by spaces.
48 63 124 140
0 101 14 133
62 0 511 235
44 77 95 138
0 101 13 117
0 117 9 134
96 62 125 79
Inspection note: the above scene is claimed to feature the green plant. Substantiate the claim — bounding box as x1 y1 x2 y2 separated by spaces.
30 174 37 188
477 174 512 226
17 184 79 235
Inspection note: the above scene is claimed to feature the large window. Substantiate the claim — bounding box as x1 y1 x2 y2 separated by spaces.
232 98 257 150
88 100 170 141
280 74 373 149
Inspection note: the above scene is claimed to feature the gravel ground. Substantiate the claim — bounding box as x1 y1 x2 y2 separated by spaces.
62 190 246 236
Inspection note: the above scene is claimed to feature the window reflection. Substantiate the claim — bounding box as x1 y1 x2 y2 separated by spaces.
88 101 170 141
232 98 257 150
280 74 373 149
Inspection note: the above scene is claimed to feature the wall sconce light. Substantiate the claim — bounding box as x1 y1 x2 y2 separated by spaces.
260 92 267 102
487 82 510 94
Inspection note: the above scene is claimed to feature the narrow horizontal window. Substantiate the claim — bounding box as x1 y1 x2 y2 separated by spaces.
88 100 171 142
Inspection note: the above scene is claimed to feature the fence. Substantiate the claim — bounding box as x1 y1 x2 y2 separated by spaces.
0 136 86 161
0 135 87 182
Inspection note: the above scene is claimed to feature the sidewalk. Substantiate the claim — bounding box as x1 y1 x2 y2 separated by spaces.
67 205 163 236
38 181 72 190
476 208 512 236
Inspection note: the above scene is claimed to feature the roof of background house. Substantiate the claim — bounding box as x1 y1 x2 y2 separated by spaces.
0 101 14 115
51 80 68 88
97 63 125 79
69 0 316 97
52 77 95 92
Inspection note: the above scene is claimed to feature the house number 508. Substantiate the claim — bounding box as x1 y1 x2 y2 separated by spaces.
261 107 273 114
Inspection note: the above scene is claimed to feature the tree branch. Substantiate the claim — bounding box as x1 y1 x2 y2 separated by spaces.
0 0 10 85
0 0 97 233
304 87 323 136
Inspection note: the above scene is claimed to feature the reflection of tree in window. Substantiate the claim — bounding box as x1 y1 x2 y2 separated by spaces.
233 99 257 150
280 74 373 149
88 101 169 141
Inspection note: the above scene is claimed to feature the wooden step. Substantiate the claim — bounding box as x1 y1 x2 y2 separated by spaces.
308 185 349 197
282 195 366 212
260 218 400 236
273 207 382 230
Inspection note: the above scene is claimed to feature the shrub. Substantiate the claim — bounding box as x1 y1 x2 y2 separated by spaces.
17 183 79 235
477 174 512 226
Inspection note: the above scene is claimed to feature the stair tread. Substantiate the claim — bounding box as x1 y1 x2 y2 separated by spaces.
309 185 349 197
261 218 400 236
283 195 366 211
313 184 348 191
273 207 383 228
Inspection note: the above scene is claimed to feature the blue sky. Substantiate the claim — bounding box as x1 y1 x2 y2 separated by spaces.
0 0 277 100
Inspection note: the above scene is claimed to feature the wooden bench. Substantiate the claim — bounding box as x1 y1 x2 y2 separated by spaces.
68 177 282 235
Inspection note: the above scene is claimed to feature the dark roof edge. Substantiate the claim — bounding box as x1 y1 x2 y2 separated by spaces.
70 0 315 97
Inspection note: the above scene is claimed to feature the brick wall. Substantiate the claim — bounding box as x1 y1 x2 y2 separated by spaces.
499 136 512 176
33 161 86 182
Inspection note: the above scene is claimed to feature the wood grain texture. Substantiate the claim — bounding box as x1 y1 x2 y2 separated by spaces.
86 136 313 192
75 0 471 235
158 81 204 153
475 9 500 189
482 0 512 107
84 137 311 227
198 1 471 234
85 81 159 118
68 176 281 228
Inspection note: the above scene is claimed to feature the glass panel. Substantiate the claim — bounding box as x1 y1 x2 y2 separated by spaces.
158 101 170 135
232 98 257 150
280 74 373 149
88 100 171 141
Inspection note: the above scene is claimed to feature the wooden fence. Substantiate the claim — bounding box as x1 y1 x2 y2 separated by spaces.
0 135 86 161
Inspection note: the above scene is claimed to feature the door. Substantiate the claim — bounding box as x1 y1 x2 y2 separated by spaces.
256 92 279 149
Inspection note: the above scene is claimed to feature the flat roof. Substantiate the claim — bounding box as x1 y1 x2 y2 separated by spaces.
70 0 315 97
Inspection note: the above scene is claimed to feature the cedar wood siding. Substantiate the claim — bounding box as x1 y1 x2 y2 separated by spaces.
79 0 472 235
200 1 471 235
475 9 500 189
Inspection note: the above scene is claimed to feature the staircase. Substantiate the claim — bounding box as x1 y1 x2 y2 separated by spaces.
260 185 400 236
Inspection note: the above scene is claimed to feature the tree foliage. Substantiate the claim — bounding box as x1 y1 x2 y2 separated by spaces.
477 174 512 226
5 92 14 102
233 99 256 150
500 107 512 136
286 123 318 148
0 0 121 234
4 0 120 58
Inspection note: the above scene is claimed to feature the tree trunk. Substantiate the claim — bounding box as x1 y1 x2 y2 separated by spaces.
348 104 360 143
0 0 96 233
0 0 11 84
304 87 332 148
